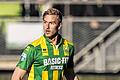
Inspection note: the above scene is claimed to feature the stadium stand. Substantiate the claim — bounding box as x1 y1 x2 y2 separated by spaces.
0 0 120 74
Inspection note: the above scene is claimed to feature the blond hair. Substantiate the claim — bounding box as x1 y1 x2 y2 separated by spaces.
43 8 62 23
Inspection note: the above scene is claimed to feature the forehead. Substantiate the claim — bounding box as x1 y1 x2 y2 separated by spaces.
43 15 59 21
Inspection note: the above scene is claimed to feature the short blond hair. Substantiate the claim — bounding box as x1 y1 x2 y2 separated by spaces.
43 8 62 23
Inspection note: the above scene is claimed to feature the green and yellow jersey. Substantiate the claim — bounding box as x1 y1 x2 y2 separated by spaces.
17 34 74 80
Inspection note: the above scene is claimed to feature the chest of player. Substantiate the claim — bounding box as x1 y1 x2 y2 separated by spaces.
34 45 70 70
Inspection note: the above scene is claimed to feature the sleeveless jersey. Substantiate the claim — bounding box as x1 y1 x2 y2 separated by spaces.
17 35 74 80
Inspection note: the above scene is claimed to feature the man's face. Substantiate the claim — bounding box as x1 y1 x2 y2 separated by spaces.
43 15 61 38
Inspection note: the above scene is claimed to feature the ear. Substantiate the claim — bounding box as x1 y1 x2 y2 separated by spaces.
58 22 62 30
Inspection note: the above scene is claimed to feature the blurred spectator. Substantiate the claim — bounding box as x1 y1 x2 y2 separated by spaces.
112 5 120 16
84 5 114 16
21 3 40 17
89 19 100 29
30 4 40 16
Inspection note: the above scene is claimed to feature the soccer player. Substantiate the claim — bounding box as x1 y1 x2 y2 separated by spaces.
11 8 78 80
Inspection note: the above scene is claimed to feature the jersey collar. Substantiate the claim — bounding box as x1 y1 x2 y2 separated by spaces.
43 34 63 47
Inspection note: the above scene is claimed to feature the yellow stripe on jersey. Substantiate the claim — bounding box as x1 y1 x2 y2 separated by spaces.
41 36 48 56
53 70 58 80
53 45 59 56
28 64 34 80
42 71 48 80
31 36 48 56
67 41 73 46
31 37 41 47
63 40 69 56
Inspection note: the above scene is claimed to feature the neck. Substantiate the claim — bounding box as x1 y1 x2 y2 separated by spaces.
47 32 59 45
50 35 58 45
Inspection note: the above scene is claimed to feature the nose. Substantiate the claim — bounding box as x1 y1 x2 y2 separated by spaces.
46 23 50 29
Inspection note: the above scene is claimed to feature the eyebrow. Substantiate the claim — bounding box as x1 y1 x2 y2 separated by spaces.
43 19 56 23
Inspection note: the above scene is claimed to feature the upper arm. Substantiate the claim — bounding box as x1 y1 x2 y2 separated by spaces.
64 44 75 80
11 45 36 80
17 44 35 70
11 67 26 80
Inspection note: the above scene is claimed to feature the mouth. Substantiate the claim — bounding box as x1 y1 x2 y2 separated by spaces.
45 30 51 34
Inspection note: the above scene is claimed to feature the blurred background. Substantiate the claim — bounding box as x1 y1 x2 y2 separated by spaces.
0 0 120 80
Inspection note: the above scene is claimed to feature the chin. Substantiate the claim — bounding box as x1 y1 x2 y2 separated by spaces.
45 34 52 38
